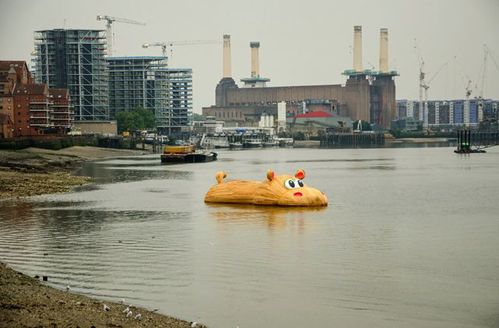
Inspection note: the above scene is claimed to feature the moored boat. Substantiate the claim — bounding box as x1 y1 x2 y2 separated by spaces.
229 142 243 149
242 137 263 148
160 145 218 164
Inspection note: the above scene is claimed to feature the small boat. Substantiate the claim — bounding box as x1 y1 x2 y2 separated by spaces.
229 142 243 149
275 137 294 147
160 145 218 164
263 139 279 147
242 137 263 148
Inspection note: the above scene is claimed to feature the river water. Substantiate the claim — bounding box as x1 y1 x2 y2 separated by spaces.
1 147 499 327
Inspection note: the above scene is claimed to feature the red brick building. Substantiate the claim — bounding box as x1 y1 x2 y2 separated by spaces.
49 88 73 133
0 60 73 138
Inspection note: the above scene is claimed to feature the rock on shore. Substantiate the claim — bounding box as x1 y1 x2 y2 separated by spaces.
0 262 205 327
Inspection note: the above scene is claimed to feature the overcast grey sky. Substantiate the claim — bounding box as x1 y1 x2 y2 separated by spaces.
1 0 498 113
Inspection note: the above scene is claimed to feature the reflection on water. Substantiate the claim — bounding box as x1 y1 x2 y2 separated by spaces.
76 155 193 184
207 203 327 232
1 147 499 328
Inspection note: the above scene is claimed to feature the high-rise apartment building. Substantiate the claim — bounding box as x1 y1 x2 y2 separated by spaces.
107 56 192 134
164 67 192 134
107 56 168 120
33 29 108 121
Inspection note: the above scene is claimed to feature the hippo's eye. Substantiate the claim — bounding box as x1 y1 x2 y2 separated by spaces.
284 179 298 189
297 180 304 187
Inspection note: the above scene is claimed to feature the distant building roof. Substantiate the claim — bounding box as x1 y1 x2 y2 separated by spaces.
13 83 48 95
49 88 69 98
0 61 27 71
295 111 333 118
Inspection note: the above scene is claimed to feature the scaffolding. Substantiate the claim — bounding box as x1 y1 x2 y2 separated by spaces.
107 56 192 134
33 29 109 121
107 56 168 120
160 68 192 134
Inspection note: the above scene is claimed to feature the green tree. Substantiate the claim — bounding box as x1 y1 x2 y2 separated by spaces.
116 107 156 133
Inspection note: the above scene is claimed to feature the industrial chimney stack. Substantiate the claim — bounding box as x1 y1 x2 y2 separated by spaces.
379 28 389 73
223 34 232 78
241 41 270 88
250 42 260 78
353 25 363 72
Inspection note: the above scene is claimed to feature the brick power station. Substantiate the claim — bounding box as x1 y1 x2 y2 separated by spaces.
203 26 398 129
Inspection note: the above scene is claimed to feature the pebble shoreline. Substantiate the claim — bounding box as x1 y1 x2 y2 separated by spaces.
0 262 205 327
0 146 207 327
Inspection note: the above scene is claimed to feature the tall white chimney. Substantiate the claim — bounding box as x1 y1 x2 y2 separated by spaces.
379 28 389 73
353 25 363 72
223 34 232 78
250 42 260 78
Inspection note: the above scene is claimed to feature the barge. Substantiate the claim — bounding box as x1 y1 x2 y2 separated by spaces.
160 145 218 164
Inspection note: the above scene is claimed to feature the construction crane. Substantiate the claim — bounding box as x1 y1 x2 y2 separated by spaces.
477 44 499 99
423 62 448 101
465 79 473 100
453 55 475 100
97 15 146 56
414 39 427 122
142 40 220 61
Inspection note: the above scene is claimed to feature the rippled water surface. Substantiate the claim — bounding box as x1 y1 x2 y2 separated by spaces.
1 147 499 327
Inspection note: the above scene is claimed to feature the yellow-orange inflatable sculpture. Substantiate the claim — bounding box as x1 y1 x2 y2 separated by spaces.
204 169 328 207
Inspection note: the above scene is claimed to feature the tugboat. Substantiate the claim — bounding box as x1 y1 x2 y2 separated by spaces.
161 145 218 164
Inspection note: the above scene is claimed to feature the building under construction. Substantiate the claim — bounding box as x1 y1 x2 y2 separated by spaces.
203 26 398 129
33 29 109 121
107 56 169 120
107 56 192 134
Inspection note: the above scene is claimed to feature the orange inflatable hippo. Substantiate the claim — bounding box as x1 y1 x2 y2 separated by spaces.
204 169 328 207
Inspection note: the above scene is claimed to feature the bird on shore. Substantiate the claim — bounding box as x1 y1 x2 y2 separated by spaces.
126 310 133 318
120 298 125 304
66 285 71 292
191 322 198 327
103 304 110 311
134 313 142 320
122 307 130 314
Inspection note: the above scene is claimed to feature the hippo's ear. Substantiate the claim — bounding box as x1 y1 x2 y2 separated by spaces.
295 169 305 179
266 169 275 181
216 171 227 184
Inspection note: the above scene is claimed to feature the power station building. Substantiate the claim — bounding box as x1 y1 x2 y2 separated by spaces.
203 26 398 130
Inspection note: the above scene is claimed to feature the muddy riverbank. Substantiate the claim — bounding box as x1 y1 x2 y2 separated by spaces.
0 146 148 199
0 262 205 328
